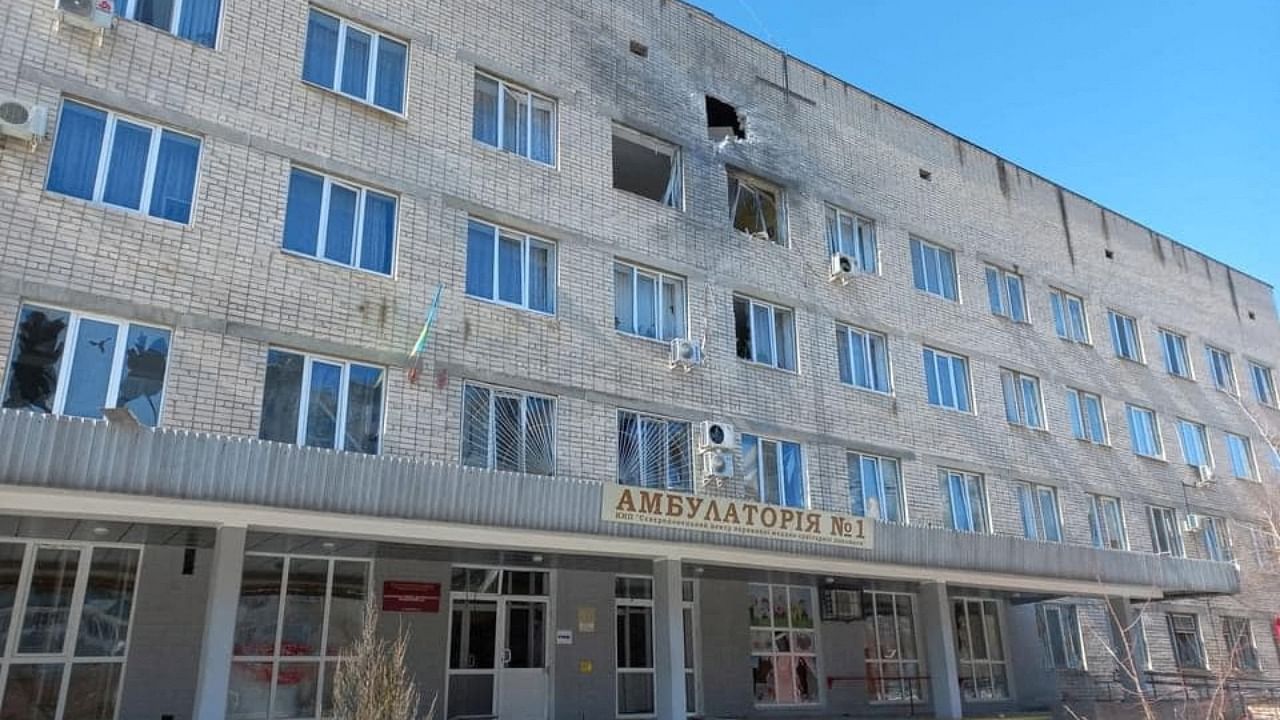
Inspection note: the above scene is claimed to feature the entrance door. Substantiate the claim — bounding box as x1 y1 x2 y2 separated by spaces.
448 599 499 719
497 599 549 720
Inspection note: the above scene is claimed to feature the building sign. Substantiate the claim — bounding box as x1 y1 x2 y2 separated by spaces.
601 485 873 550
382 581 441 613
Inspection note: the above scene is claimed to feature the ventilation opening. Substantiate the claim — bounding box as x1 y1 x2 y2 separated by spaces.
182 547 196 575
918 168 932 181
612 126 682 208
629 40 649 58
1248 310 1257 320
705 95 745 141
1105 249 1115 260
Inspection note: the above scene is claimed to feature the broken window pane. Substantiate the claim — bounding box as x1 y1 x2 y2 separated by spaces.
728 171 783 243
3 305 70 413
733 297 752 361
260 350 305 444
612 126 682 209
61 319 119 421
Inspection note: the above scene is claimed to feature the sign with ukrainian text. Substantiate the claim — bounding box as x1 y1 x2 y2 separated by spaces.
601 485 874 550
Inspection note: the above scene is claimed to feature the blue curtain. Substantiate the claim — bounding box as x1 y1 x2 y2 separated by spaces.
177 0 222 48
344 364 382 455
340 27 371 99
497 234 523 304
283 169 324 256
134 0 174 32
780 442 804 508
472 75 499 146
48 102 107 201
305 361 342 449
359 191 396 274
373 38 407 113
149 131 200 223
102 120 152 211
465 221 495 299
848 455 864 516
324 184 357 265
62 319 119 420
303 11 339 88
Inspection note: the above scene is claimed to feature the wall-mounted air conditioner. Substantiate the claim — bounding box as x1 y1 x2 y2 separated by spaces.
669 338 703 371
0 99 49 149
697 421 736 453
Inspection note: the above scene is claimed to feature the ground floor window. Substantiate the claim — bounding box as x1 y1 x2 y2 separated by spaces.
1222 617 1259 672
228 554 371 720
0 541 141 720
1037 604 1085 670
1167 613 1206 670
748 583 819 706
865 591 923 702
614 576 699 716
953 597 1008 700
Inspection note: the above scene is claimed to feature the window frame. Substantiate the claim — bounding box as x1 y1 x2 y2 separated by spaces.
1249 526 1278 570
1248 361 1277 407
1087 493 1128 550
732 296 797 372
258 349 386 455
1202 515 1233 563
824 206 877 273
472 71 558 166
282 167 399 276
1108 310 1144 363
985 265 1028 323
302 8 409 114
114 0 224 47
1000 369 1045 430
1066 388 1109 445
1222 617 1260 673
1206 345 1238 395
1166 613 1207 670
747 583 821 707
945 470 990 534
1016 482 1063 543
741 434 809 509
46 99 203 225
952 596 1010 700
836 324 892 394
616 409 693 494
0 539 145 720
726 169 787 245
459 382 557 475
1037 603 1086 670
1158 328 1194 379
863 591 924 703
611 125 684 210
613 261 688 342
1126 404 1164 459
848 452 906 524
910 237 959 301
1049 289 1090 343
1148 506 1185 557
923 347 972 413
1225 432 1257 481
465 218 558 315
613 576 700 717
1175 418 1212 468
2 304 173 427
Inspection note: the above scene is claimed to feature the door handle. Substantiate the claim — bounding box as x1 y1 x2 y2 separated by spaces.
501 648 512 666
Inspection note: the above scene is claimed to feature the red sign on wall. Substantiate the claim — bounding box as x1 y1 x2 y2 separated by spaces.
382 581 441 613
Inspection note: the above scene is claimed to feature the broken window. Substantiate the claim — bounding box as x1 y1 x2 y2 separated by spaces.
727 170 784 244
705 95 744 141
611 126 683 209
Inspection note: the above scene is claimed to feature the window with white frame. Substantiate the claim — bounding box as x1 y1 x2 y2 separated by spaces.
1126 404 1163 458
1001 369 1044 429
945 470 989 533
2 304 171 427
302 9 407 113
0 541 141 720
748 583 819 706
460 383 556 475
47 99 201 224
114 0 222 47
1167 613 1206 669
1016 482 1062 542
1249 526 1277 569
473 72 556 165
258 350 384 455
1226 432 1256 480
1108 311 1143 362
1223 617 1260 673
1050 289 1089 343
910 238 958 301
864 591 923 702
614 262 687 341
836 325 890 393
1249 361 1276 407
1202 515 1232 562
848 453 904 523
1087 494 1127 550
953 597 1008 700
924 348 971 412
1176 419 1211 467
282 168 397 275
1037 603 1085 670
1066 389 1107 445
1159 329 1192 379
1148 506 1184 557
741 434 807 509
985 266 1027 322
825 207 876 272
614 577 700 717
1206 345 1237 394
617 410 693 493
612 126 683 209
229 554 371 720
465 218 557 314
733 296 796 371
727 170 785 244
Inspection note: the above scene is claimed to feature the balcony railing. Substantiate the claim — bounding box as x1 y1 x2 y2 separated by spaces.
0 410 1240 597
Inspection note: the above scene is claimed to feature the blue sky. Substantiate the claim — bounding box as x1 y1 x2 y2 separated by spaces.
688 0 1280 296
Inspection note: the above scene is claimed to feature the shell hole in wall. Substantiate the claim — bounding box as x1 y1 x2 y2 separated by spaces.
706 95 745 141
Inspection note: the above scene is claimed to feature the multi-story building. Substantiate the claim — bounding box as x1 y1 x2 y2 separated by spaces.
0 1 1276 719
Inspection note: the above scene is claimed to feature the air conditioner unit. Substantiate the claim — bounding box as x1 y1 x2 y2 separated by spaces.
669 338 703 371
0 99 49 149
700 450 734 481
1183 513 1203 533
830 253 856 284
1194 465 1215 487
56 0 116 36
697 420 736 453
819 589 862 622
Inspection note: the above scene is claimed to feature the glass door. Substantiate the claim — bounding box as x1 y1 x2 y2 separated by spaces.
497 600 548 720
447 599 499 719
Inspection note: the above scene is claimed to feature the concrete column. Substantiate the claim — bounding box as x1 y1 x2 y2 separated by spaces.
918 581 963 720
192 525 248 720
653 558 687 720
